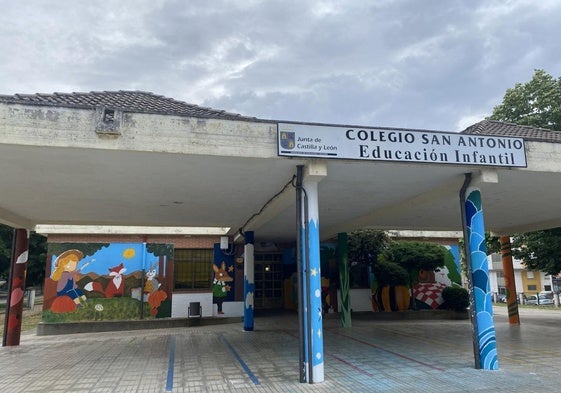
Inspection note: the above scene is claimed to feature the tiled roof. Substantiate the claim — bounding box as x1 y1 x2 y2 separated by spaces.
0 90 258 121
462 119 561 142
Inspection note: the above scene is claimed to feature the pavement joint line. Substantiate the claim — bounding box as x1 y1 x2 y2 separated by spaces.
329 330 446 371
282 326 376 377
219 333 261 385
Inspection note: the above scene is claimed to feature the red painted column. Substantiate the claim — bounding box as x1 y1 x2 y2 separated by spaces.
2 229 30 346
500 236 520 325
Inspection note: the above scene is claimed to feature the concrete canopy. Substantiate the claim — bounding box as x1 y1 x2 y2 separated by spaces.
1 91 561 243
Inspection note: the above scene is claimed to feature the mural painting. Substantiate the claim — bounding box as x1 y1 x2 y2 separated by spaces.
212 261 233 314
43 243 173 322
411 245 462 310
212 243 236 315
372 244 463 312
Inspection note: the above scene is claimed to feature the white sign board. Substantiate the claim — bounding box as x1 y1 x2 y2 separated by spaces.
278 123 527 167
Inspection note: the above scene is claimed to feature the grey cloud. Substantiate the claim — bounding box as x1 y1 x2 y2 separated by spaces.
1 0 561 131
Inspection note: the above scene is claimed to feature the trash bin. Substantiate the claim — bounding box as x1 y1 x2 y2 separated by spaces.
188 302 201 318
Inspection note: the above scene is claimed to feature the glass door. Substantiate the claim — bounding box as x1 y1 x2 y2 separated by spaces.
254 253 283 309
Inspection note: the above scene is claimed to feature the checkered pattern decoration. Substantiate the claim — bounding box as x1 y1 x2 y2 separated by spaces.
412 282 447 309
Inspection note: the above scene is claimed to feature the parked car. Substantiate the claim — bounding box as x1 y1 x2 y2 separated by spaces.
525 294 554 305
526 295 539 305
538 294 555 305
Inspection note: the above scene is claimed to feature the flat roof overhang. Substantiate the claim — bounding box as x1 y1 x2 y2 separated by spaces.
2 102 561 242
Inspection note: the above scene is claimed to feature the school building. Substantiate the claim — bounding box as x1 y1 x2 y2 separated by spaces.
3 90 561 382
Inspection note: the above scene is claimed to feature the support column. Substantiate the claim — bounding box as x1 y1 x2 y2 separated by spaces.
302 175 324 383
337 233 351 328
244 231 255 331
461 183 499 370
2 229 30 347
500 236 520 324
296 162 326 384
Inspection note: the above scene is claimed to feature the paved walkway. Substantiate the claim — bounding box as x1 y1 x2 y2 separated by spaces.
1 306 560 392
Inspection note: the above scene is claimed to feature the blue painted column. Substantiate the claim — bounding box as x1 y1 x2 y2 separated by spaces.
462 186 499 370
244 231 255 331
302 177 324 382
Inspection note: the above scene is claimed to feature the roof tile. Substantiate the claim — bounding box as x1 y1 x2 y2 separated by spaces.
461 119 561 143
0 90 257 121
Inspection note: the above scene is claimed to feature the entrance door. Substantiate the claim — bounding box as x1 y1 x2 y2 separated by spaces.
254 253 283 309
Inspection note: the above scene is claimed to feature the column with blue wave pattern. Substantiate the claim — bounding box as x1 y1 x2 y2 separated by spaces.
464 187 499 370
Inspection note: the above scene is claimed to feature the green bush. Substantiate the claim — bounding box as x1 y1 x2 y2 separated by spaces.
441 286 469 312
373 257 409 286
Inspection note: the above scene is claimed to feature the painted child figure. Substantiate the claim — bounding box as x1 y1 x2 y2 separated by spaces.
52 249 88 307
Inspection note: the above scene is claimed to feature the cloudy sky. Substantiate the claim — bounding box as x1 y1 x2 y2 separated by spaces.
1 0 560 131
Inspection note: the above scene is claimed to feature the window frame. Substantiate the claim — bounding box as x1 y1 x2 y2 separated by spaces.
173 248 213 291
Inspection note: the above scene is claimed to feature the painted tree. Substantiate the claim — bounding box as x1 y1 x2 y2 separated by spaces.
489 69 561 274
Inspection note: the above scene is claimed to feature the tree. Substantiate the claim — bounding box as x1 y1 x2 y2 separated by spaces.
488 69 561 130
0 224 47 287
382 241 448 310
384 241 447 276
347 229 391 288
488 69 561 274
485 233 501 255
372 255 409 287
0 225 13 280
511 229 561 275
26 232 47 287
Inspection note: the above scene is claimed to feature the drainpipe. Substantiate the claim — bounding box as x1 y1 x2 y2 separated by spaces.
295 165 307 382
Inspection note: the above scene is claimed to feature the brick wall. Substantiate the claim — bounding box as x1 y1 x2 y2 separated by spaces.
47 234 220 248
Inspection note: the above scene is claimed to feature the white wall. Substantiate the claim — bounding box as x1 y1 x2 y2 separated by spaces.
171 293 244 317
343 288 372 312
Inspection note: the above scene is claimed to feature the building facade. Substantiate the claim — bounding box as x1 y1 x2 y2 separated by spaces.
487 252 554 298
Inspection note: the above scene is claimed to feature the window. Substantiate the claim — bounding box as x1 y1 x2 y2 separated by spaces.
527 284 537 291
527 271 534 279
174 249 213 290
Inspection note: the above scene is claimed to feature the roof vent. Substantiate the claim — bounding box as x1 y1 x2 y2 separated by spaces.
95 107 121 136
103 109 115 122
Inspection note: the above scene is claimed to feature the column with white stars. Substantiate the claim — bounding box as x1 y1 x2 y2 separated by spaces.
303 162 324 383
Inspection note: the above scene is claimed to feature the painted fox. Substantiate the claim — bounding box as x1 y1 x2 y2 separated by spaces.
212 261 233 314
84 263 127 298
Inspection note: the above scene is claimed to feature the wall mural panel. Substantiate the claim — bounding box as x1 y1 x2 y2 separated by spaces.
43 243 173 322
372 245 463 312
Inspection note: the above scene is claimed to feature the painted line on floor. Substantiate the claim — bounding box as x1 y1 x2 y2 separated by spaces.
165 336 176 392
330 331 445 371
219 334 261 385
281 329 376 377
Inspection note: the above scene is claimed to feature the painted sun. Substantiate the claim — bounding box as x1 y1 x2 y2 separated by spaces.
123 248 136 259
